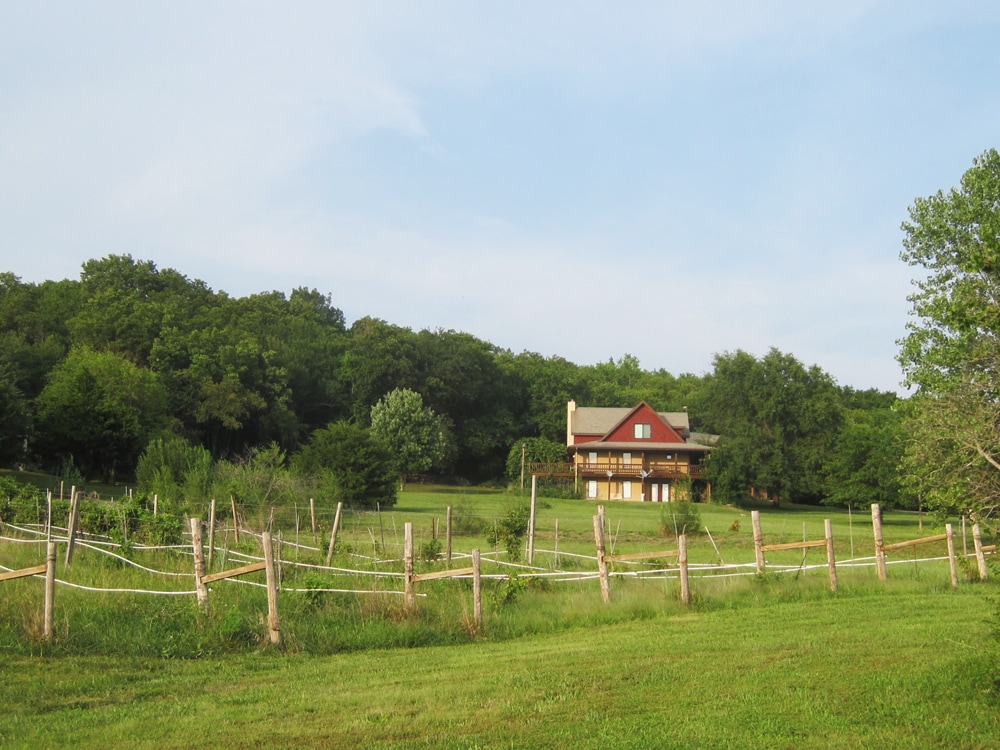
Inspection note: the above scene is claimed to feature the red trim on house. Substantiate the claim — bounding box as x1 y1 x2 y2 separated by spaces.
602 402 685 444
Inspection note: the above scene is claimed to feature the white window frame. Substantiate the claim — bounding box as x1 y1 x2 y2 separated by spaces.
633 423 651 439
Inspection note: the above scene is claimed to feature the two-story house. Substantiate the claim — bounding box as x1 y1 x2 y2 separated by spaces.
565 400 711 502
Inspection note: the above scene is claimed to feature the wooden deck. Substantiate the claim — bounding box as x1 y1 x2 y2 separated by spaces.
529 462 705 479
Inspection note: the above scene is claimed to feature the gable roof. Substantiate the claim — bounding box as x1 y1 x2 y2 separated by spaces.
569 403 690 439
567 400 710 453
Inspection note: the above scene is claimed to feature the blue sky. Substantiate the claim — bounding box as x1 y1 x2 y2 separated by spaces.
2 2 999 393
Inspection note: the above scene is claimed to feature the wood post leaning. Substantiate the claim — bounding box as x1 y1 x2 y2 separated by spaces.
472 548 482 629
527 475 537 565
261 531 282 646
64 486 79 566
594 508 610 603
946 523 959 589
325 501 343 567
872 504 887 582
751 511 765 575
825 518 838 593
973 524 989 581
189 518 209 611
404 522 415 610
678 534 690 606
207 499 216 572
44 541 56 639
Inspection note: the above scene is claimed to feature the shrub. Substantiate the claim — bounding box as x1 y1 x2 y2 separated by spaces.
486 503 530 561
659 501 702 537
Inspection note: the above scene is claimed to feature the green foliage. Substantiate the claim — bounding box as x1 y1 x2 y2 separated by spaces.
370 388 451 486
449 499 485 536
136 437 216 513
0 476 40 523
213 443 299 511
897 149 1000 530
700 348 842 505
418 536 443 562
504 436 567 485
34 345 169 480
293 421 397 509
823 405 906 509
659 501 702 537
486 503 530 561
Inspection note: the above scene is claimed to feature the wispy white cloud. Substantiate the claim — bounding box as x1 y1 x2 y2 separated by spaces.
1 1 997 392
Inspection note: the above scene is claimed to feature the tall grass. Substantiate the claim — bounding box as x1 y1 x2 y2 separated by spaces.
1 487 996 659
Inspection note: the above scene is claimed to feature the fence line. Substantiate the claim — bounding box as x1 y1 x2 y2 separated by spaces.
2 508 996 648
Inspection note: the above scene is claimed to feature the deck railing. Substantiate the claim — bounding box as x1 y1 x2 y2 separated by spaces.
529 462 704 479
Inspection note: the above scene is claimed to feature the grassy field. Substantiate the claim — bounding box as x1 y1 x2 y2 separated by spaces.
1 586 996 748
1 486 998 747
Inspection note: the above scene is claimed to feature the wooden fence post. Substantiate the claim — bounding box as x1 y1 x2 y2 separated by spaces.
472 548 482 629
325 501 343 566
678 533 690 606
973 523 989 581
594 513 610 603
310 498 317 539
554 518 560 569
751 510 764 575
946 523 959 589
207 499 216 571
261 531 281 646
872 504 887 582
64 487 79 566
404 522 415 610
190 518 209 611
44 541 56 640
446 506 453 567
825 518 838 593
527 475 537 565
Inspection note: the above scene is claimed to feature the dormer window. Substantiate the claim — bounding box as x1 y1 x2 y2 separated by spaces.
633 423 651 439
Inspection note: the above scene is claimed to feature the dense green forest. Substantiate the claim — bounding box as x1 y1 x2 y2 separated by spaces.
1 254 903 509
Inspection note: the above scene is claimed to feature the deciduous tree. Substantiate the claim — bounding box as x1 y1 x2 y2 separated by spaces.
898 149 1000 529
370 388 451 488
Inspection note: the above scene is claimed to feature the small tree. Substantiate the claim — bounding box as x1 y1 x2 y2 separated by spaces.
292 421 397 509
370 388 451 489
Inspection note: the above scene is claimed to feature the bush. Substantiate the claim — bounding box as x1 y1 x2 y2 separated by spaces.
486 503 530 561
659 501 702 537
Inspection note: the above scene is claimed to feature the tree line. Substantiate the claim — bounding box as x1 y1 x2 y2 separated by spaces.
0 253 908 511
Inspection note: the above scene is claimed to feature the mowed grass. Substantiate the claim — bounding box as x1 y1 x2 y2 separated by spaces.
0 586 996 749
1 488 998 747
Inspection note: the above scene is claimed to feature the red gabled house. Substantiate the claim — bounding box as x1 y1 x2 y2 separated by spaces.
565 400 712 502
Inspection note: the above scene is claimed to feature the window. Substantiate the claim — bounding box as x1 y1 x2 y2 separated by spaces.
588 480 598 499
623 481 632 499
633 423 651 439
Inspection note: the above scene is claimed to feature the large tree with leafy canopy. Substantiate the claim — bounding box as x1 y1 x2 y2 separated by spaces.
33 346 169 480
699 348 842 505
370 388 451 488
898 149 1000 529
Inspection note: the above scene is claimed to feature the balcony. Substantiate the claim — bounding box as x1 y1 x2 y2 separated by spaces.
529 462 704 479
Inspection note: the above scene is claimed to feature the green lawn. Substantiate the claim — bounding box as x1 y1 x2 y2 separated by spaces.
1 587 996 749
1 488 997 747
